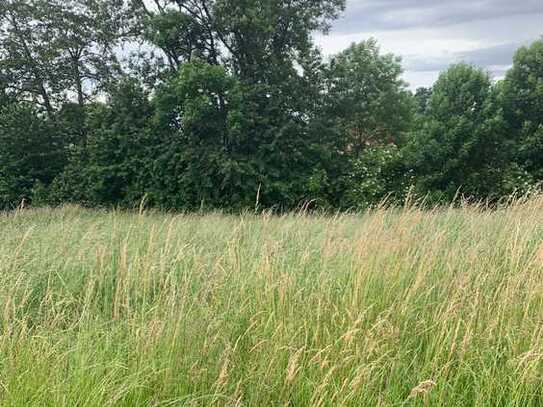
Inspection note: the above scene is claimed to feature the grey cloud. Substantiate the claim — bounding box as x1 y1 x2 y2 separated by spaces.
404 41 526 73
457 42 523 66
400 41 530 85
319 1 542 88
403 57 450 73
334 0 543 33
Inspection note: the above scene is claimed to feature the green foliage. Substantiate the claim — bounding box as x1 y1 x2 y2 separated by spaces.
322 39 414 208
0 102 65 208
0 0 131 114
342 145 408 208
148 61 253 209
502 40 543 180
414 87 432 115
49 79 154 206
144 9 208 68
325 39 414 151
404 64 514 202
1 0 542 211
213 0 345 80
148 60 339 210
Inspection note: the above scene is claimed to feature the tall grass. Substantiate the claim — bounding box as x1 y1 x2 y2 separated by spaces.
1 198 543 406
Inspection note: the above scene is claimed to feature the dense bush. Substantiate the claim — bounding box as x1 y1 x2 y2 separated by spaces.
0 103 66 209
342 145 408 209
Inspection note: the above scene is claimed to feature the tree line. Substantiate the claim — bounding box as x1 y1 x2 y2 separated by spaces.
1 0 542 211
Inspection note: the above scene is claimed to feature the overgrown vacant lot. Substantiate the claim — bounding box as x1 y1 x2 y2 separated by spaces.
1 200 543 406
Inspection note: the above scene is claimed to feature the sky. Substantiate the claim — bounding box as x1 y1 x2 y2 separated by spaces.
314 0 543 90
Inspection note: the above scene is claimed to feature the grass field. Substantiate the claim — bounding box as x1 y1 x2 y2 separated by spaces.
1 199 543 406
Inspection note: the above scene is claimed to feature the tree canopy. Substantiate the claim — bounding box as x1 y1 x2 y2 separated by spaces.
0 0 542 211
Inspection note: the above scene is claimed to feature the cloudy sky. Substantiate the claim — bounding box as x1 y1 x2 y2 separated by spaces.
314 0 543 89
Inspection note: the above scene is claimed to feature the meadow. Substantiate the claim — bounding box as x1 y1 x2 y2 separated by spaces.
1 199 543 406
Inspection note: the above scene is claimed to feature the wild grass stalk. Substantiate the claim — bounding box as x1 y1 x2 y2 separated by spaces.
1 198 543 405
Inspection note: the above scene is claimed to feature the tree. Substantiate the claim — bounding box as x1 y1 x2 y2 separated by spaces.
0 0 59 116
414 87 432 115
148 61 250 209
0 102 65 208
501 40 543 181
213 0 345 81
133 0 223 70
130 0 347 210
49 78 154 206
0 0 133 113
404 64 511 202
133 0 345 125
147 58 347 210
325 39 414 153
134 0 345 78
322 40 414 207
41 0 136 106
0 72 12 108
